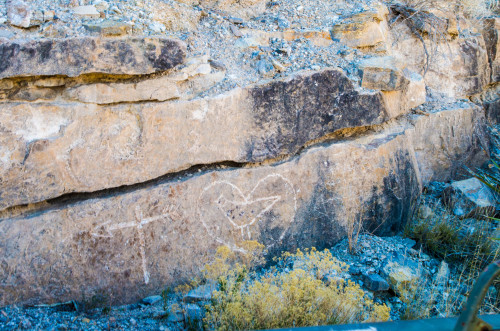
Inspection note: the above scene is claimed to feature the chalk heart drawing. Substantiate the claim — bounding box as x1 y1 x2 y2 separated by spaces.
91 204 177 284
199 174 297 252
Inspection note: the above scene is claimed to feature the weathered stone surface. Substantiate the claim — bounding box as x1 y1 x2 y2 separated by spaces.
0 37 187 79
391 25 490 98
65 76 181 104
0 124 420 305
183 283 216 303
471 83 500 124
363 274 390 291
7 0 32 28
485 99 500 124
72 5 100 19
83 21 132 36
443 177 497 217
406 102 489 184
382 262 421 293
483 18 500 83
0 69 392 211
380 69 426 118
331 4 389 49
360 57 406 91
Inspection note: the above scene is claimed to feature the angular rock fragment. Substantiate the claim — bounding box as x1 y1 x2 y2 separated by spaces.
382 262 421 293
331 4 389 49
83 21 132 36
0 37 187 79
363 274 390 291
442 177 497 217
7 0 32 28
73 5 100 19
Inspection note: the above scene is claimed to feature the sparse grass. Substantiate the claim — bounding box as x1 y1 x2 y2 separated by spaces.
403 128 500 319
199 245 390 330
405 206 498 271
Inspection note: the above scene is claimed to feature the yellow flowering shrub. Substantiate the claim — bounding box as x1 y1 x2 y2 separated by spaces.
203 245 390 330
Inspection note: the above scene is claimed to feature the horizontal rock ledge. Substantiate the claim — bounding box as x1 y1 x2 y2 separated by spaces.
0 121 421 306
0 100 489 306
0 69 404 211
0 37 186 79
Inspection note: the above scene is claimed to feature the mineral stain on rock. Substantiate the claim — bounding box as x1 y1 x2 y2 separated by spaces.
0 37 186 78
247 69 388 161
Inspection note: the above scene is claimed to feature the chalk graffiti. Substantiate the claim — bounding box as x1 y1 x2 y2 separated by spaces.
199 174 297 252
91 204 177 284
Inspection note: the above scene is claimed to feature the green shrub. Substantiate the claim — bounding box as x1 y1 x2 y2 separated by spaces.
202 245 390 330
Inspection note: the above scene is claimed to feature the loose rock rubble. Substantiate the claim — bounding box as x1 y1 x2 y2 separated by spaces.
0 230 492 330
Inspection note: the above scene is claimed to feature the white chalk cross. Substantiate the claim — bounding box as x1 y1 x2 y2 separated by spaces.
91 205 173 284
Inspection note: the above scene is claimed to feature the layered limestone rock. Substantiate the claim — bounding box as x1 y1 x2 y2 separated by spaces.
0 37 186 78
389 15 490 98
0 102 489 305
0 12 496 305
0 123 421 306
407 102 488 183
0 69 396 211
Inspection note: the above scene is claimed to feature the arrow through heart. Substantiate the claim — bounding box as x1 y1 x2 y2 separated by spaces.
199 174 297 252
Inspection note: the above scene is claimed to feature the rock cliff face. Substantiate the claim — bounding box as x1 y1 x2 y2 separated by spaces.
0 0 498 306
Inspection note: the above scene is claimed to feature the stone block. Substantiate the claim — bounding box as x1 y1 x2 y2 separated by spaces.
0 37 186 79
331 4 389 49
363 274 390 291
443 177 497 217
83 21 132 36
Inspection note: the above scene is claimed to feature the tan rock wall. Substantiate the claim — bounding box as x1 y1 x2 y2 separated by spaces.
0 27 494 306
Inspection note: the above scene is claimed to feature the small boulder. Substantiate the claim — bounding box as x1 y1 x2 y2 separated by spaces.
382 262 421 293
185 304 204 322
183 283 216 303
7 0 32 28
442 177 497 217
141 295 163 305
363 274 390 291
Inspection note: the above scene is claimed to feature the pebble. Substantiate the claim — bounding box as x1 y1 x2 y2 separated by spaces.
256 59 275 77
229 24 242 37
73 5 100 19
